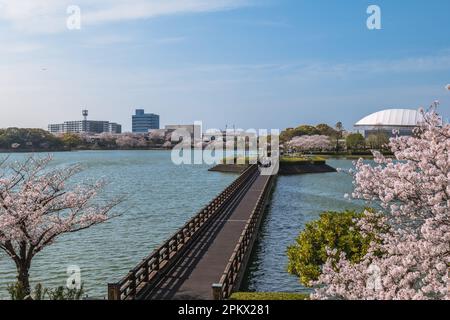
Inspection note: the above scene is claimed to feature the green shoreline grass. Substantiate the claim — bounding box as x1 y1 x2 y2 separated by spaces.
229 292 309 300
280 156 326 165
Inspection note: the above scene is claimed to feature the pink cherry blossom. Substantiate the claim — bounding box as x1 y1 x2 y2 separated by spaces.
287 135 333 152
116 133 147 148
313 105 449 300
0 156 121 295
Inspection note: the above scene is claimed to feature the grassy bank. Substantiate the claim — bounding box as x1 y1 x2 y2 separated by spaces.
229 292 309 300
280 156 326 165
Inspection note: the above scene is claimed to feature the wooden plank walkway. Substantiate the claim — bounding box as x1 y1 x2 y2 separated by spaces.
138 172 272 300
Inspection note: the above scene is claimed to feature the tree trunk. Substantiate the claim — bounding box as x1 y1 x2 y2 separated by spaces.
17 263 31 297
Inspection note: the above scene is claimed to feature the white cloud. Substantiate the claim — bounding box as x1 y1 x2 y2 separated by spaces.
0 42 43 54
345 54 450 74
270 52 450 80
82 34 133 47
83 0 251 25
1 51 449 131
0 0 251 34
0 0 67 33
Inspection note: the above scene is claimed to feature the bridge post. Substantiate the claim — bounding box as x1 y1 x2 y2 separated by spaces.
212 283 223 300
108 283 121 300
143 261 149 282
129 273 136 298
155 254 160 271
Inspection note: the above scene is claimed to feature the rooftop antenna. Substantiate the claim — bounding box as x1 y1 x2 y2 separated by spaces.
82 109 88 121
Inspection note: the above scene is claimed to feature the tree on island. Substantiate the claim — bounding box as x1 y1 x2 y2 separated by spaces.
0 156 121 298
287 135 333 152
316 124 338 137
313 104 449 300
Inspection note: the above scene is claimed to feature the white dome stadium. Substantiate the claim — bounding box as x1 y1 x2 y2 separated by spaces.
355 109 423 128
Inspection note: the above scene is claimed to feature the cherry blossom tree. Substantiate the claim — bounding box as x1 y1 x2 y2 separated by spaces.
0 156 121 296
313 104 449 300
116 134 148 148
287 135 333 152
162 141 172 149
149 130 166 145
115 135 134 148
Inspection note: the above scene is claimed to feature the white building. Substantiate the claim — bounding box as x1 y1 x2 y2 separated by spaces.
48 110 122 134
355 109 424 137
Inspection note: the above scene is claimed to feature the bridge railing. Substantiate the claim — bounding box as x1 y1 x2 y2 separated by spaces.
108 164 259 300
212 174 274 300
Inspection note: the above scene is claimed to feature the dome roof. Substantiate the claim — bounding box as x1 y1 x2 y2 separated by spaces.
355 109 423 127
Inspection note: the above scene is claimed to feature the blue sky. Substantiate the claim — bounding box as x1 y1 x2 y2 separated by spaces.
0 0 449 132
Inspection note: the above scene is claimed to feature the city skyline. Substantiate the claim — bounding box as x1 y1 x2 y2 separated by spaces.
48 108 122 134
1 0 449 132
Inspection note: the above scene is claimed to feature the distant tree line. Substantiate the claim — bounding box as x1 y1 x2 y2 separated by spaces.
1 126 391 153
280 123 339 142
345 131 390 152
0 128 174 151
0 128 63 150
281 122 391 154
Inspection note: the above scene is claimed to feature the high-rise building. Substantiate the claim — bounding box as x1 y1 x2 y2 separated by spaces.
48 110 122 134
132 109 160 133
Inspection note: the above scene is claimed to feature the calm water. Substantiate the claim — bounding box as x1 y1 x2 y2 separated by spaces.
0 152 361 299
243 159 364 294
0 150 235 299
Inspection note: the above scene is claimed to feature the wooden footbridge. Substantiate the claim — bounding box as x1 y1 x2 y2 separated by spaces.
107 164 275 300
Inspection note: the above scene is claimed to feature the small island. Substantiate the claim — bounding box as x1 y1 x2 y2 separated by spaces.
278 156 336 175
209 155 336 175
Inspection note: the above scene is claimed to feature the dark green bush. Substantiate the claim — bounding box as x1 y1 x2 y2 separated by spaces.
46 285 84 300
346 133 365 151
7 282 28 300
287 210 377 287
7 282 84 300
